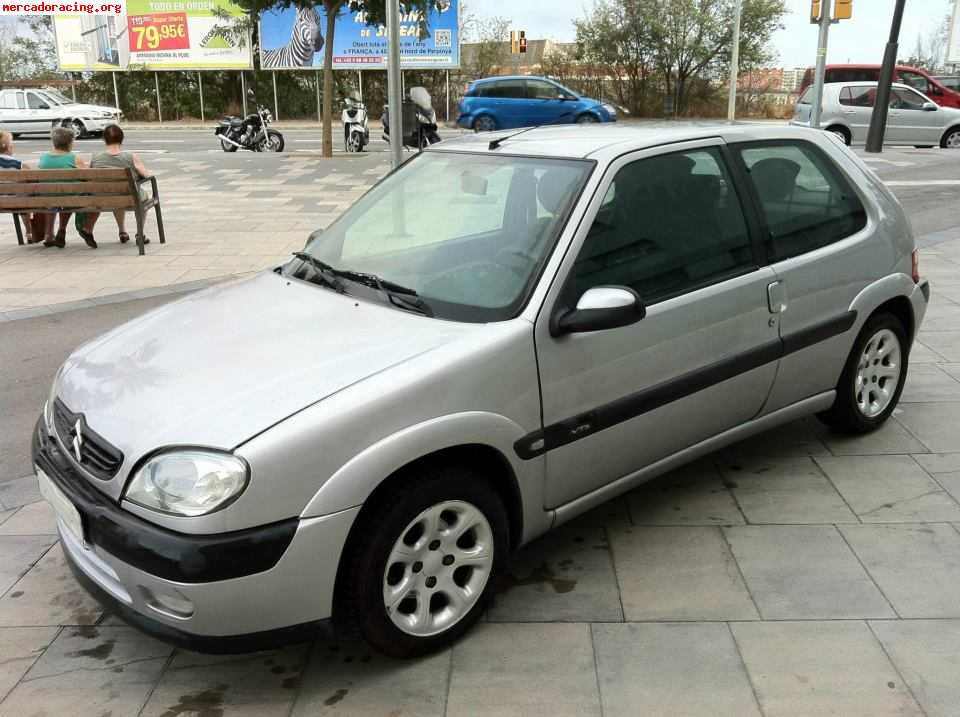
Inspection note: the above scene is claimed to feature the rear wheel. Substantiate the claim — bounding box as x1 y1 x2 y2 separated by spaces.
576 113 600 124
472 115 497 132
818 312 908 433
825 125 851 145
941 126 960 149
340 464 508 658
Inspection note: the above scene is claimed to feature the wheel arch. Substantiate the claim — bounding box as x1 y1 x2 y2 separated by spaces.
940 124 960 148
848 273 920 343
824 123 851 144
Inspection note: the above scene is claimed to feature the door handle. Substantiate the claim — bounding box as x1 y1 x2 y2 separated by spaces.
767 281 787 314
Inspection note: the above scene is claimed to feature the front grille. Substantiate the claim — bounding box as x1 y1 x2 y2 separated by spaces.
52 398 123 480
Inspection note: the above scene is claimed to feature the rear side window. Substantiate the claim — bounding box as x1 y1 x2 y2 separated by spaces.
797 88 812 105
0 91 15 109
839 85 876 107
484 80 525 99
736 141 867 262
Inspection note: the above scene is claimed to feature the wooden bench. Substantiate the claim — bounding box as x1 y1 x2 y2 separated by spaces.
0 168 165 256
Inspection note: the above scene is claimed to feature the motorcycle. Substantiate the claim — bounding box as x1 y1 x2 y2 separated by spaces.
382 86 441 150
342 91 369 152
215 90 284 153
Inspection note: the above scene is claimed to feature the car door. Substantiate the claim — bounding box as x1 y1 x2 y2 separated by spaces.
0 91 28 134
533 140 780 509
838 85 876 143
524 79 569 125
25 91 59 133
487 79 528 129
889 87 943 144
731 139 872 414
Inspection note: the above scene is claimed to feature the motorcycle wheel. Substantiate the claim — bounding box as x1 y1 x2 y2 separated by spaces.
347 132 363 152
266 130 284 153
220 138 238 153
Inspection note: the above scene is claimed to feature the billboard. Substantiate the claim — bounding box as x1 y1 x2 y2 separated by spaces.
259 0 459 70
949 0 960 64
54 0 252 71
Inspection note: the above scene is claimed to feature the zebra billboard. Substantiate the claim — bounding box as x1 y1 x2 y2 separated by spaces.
54 0 252 71
259 0 459 70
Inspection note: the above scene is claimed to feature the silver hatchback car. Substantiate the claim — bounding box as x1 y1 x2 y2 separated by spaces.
792 80 960 148
34 124 929 657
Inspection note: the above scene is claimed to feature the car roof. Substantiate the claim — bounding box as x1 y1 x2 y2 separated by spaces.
429 122 834 160
826 63 925 71
472 75 552 84
824 81 914 90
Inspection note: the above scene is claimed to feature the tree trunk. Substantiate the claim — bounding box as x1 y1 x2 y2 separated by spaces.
321 1 340 158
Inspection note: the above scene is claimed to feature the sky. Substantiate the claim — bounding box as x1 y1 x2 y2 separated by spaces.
470 0 957 69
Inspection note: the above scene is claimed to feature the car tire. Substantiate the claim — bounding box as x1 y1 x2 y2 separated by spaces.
825 125 851 145
940 126 960 149
340 463 508 658
67 119 86 139
472 115 497 132
818 311 909 434
576 113 600 124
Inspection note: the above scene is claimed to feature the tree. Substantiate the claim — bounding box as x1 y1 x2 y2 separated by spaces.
459 9 509 78
232 0 443 158
0 16 58 81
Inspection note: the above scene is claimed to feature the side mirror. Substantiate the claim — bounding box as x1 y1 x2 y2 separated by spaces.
550 286 645 337
37 103 49 109
922 101 938 111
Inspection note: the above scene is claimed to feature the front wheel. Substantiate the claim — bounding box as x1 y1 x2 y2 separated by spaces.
941 126 960 149
818 312 908 433
340 464 508 658
472 115 497 132
576 113 600 124
68 119 86 139
265 130 284 152
219 137 238 152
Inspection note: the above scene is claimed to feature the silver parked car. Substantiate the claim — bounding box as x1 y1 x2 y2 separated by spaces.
34 124 929 657
791 81 960 148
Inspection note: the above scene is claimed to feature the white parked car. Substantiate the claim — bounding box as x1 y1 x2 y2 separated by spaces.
0 88 122 138
791 81 960 149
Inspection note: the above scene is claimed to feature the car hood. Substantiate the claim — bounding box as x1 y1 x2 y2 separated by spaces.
55 272 476 483
66 103 118 115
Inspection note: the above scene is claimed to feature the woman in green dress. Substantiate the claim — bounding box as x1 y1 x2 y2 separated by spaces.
37 127 92 248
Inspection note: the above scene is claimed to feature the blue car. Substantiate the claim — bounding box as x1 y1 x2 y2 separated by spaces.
457 76 617 131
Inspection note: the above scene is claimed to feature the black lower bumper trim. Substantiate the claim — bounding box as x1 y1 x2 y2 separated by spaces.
64 548 330 654
32 418 297 583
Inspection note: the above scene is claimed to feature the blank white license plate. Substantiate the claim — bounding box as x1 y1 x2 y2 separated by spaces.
37 467 86 547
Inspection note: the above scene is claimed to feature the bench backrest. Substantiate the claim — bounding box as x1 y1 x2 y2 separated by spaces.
0 168 137 210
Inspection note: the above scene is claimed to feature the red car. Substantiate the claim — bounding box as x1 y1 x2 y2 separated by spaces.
799 64 960 109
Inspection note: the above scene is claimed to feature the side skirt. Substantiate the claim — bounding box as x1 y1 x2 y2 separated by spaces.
549 391 836 529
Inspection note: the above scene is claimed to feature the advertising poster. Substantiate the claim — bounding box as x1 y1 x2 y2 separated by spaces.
54 0 252 71
259 0 459 71
949 0 960 64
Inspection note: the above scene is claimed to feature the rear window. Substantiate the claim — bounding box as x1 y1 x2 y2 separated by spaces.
481 80 525 99
797 88 813 105
826 68 879 83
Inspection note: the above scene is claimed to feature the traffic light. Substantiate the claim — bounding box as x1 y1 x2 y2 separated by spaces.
810 0 820 22
519 30 527 54
834 0 852 20
510 31 519 54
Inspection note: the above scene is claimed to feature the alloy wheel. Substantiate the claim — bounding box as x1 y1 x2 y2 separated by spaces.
945 130 960 149
576 114 599 123
70 119 85 138
382 500 493 637
854 328 902 418
473 116 496 132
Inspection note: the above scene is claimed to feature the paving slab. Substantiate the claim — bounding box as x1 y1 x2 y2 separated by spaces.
0 535 56 596
0 544 102 627
823 417 929 456
841 523 960 618
731 621 923 717
0 501 57 536
719 417 830 459
592 622 761 717
912 452 960 474
0 475 41 511
870 619 960 717
896 402 960 452
488 502 624 623
23 625 172 679
724 525 894 619
0 627 59 702
815 455 960 522
141 644 309 717
718 456 857 524
610 526 758 621
627 459 744 526
899 363 960 402
915 330 960 362
292 637 450 717
446 623 600 717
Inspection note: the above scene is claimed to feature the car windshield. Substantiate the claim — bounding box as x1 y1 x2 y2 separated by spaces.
291 151 592 322
40 90 71 105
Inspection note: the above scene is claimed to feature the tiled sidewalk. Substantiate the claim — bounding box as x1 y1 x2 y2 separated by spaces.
0 153 390 318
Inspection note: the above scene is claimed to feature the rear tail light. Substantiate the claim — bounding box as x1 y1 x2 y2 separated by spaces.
911 249 920 284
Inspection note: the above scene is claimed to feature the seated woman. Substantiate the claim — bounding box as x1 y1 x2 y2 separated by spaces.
38 127 91 248
0 130 37 243
82 124 152 246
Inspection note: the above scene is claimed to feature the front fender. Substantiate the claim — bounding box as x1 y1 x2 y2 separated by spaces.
300 411 549 544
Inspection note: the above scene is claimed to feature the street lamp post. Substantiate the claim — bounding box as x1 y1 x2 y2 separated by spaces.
810 0 833 129
727 0 743 122
386 0 404 169
866 0 908 153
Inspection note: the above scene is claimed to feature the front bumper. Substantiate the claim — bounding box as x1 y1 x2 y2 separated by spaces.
33 419 359 649
80 115 122 132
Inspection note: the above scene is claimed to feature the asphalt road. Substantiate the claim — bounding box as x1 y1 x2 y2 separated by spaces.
0 143 958 483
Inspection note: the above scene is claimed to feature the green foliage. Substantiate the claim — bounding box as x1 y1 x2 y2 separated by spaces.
0 16 58 81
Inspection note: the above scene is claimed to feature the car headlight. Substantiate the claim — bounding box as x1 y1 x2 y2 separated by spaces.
602 103 617 116
125 450 249 517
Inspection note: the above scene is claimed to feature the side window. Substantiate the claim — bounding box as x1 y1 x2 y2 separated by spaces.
26 92 48 109
0 91 15 109
797 87 812 105
487 80 525 99
526 80 559 100
569 147 755 305
847 85 876 107
839 87 853 105
890 87 927 110
898 71 929 93
737 142 867 262
14 92 26 110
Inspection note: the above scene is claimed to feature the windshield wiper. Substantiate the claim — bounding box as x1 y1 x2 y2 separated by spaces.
290 252 345 293
335 270 434 317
